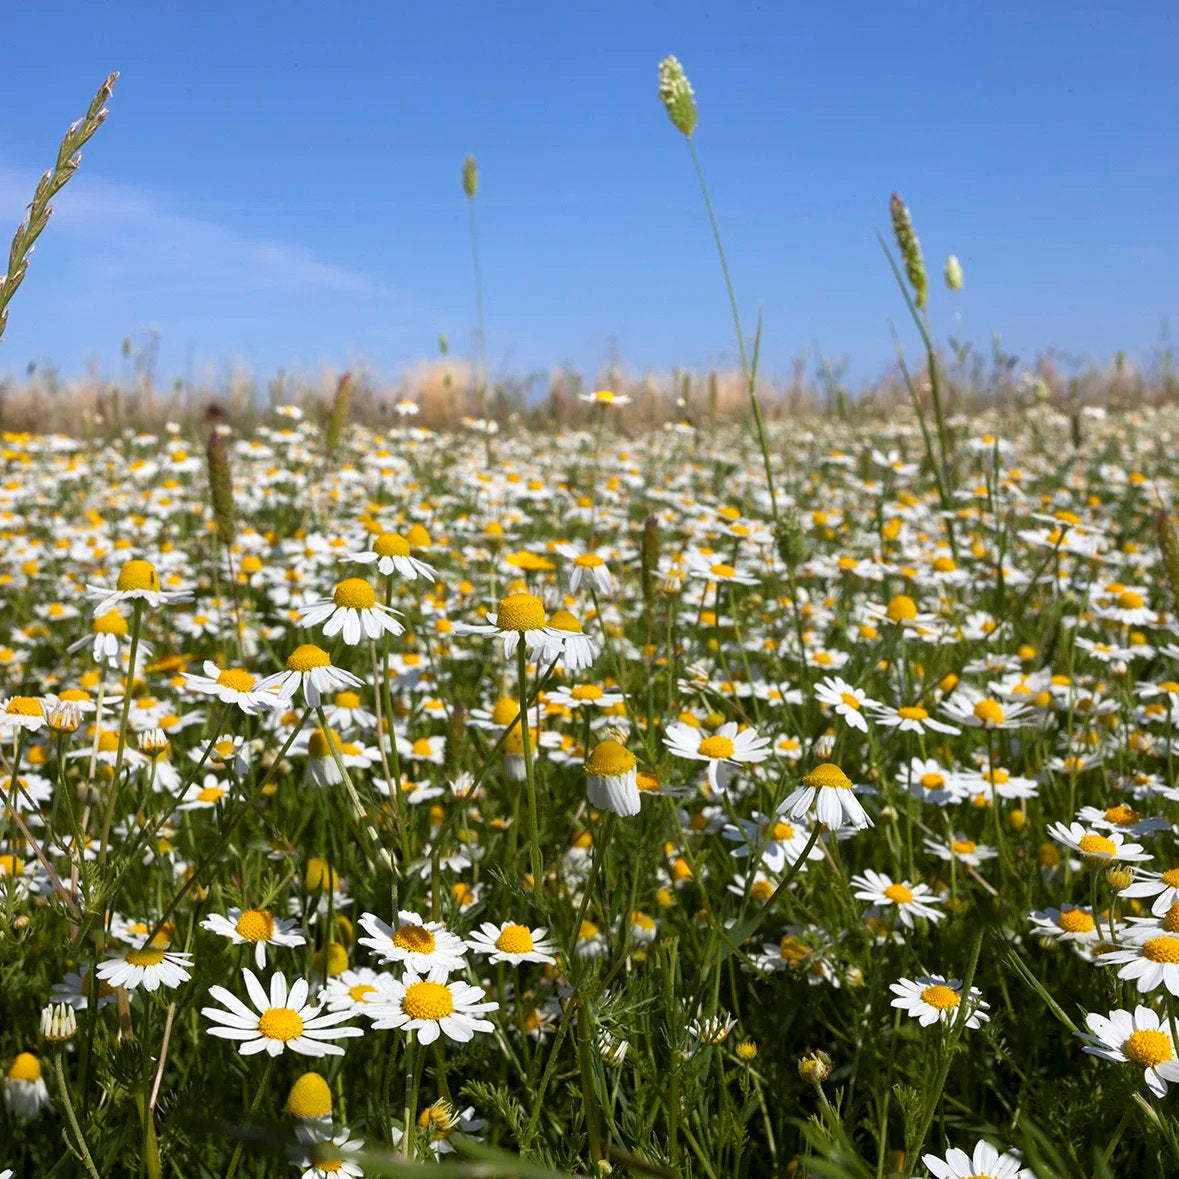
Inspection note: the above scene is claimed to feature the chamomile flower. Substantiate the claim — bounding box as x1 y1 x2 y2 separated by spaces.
941 690 1032 730
1078 1005 1179 1097
356 911 468 972
4 1053 50 1119
1099 931 1179 996
543 609 598 672
86 558 193 616
258 645 364 709
453 591 550 660
870 701 961 736
0 697 46 733
182 661 281 714
782 762 873 831
202 969 363 1057
1046 821 1151 866
583 738 641 817
1028 905 1103 946
851 870 944 927
813 677 876 733
923 835 997 869
201 907 307 968
890 976 989 1028
1120 865 1179 916
317 967 397 1013
555 543 613 594
298 577 405 645
366 966 498 1045
922 1139 1036 1179
579 388 631 406
662 720 771 790
348 531 438 581
96 945 194 993
289 1126 366 1179
465 921 558 965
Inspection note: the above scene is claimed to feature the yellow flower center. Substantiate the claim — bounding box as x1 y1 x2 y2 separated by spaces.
1104 804 1140 825
886 594 918 622
803 763 852 790
258 1006 304 1041
490 696 520 726
197 786 225 804
584 739 636 776
116 560 160 592
286 644 331 672
578 920 600 940
333 578 376 610
1160 682 1179 694
93 610 129 635
1163 868 1179 888
5 697 42 717
950 839 977 856
898 705 928 721
571 684 604 701
1125 1028 1173 1067
973 698 1006 725
1165 901 1179 934
496 924 535 954
335 690 361 708
126 946 165 967
235 909 275 942
8 1052 42 1082
374 532 410 558
1118 590 1145 609
546 608 583 634
920 984 960 1010
348 984 377 1002
839 692 862 710
575 553 604 567
496 592 546 632
285 1072 333 1118
1078 834 1117 857
1057 908 1095 933
883 883 914 904
769 821 795 841
697 735 735 759
1142 936 1179 963
216 668 256 692
920 772 945 790
401 980 454 1020
393 924 436 954
709 562 736 579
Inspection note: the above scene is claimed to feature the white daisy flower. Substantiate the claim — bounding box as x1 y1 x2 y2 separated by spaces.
0 697 46 733
96 945 194 993
298 577 405 646
4 1053 51 1119
1099 931 1179 996
1028 906 1103 946
452 591 551 661
922 1138 1035 1179
578 388 631 406
1120 865 1179 916
721 814 824 875
356 910 468 973
1046 821 1151 865
200 907 307 968
201 969 363 1057
941 689 1032 730
813 676 876 733
555 543 613 594
181 661 281 715
366 965 498 1045
289 1125 366 1179
464 921 558 965
542 609 598 673
348 531 438 581
923 835 997 869
869 701 961 736
662 720 771 790
1078 1004 1179 1097
317 967 397 1013
851 870 944 927
889 976 989 1028
257 645 364 709
583 738 641 817
86 558 193 616
781 763 873 831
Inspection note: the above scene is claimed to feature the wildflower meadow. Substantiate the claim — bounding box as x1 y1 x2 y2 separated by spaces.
3 59 1179 1179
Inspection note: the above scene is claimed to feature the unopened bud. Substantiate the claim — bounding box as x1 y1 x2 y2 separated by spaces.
1106 865 1134 892
944 254 963 291
40 1003 77 1043
798 1050 833 1085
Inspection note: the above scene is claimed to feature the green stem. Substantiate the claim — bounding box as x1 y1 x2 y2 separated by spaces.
516 640 543 900
54 1049 102 1179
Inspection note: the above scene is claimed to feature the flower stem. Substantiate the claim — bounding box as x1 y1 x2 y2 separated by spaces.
516 640 544 901
54 1049 102 1179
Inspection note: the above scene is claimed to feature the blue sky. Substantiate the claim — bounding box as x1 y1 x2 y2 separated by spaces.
0 2 1175 390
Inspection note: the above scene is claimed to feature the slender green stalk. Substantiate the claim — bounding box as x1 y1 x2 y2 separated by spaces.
54 1049 102 1179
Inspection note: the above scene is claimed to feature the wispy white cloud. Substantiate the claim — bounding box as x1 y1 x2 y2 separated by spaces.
0 163 372 295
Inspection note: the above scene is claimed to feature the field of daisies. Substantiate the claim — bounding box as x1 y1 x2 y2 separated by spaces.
2 396 1179 1179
